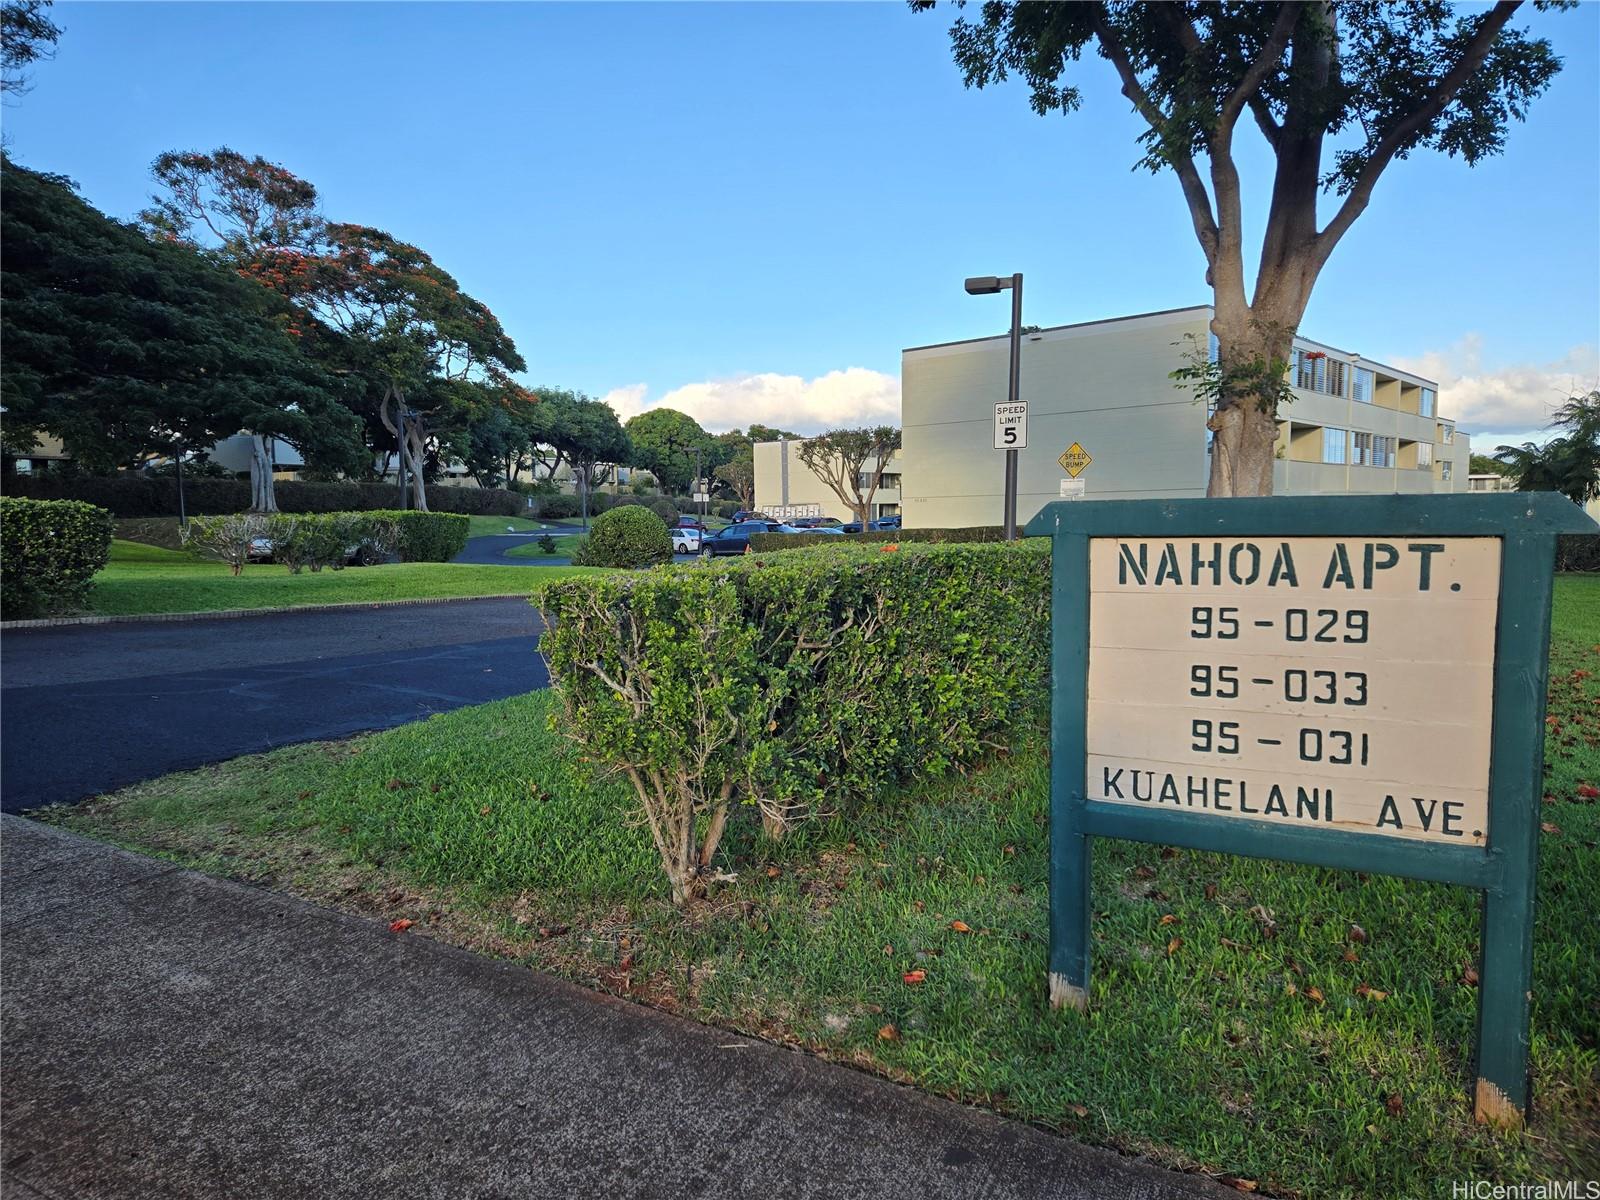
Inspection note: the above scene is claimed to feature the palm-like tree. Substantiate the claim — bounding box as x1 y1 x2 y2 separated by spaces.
1496 391 1600 507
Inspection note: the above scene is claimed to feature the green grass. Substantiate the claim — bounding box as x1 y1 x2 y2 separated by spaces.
506 534 584 559
41 576 1600 1195
465 514 546 537
83 538 590 616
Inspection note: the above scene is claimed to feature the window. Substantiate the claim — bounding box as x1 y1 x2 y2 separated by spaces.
1440 422 1455 444
1417 443 1433 469
14 459 32 474
1352 368 1374 403
1442 460 1453 482
1372 436 1395 468
1352 432 1372 465
1326 360 1348 397
1295 350 1320 391
1419 388 1435 418
1323 428 1348 464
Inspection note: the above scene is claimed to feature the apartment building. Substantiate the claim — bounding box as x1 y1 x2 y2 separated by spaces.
898 305 1469 528
752 439 903 522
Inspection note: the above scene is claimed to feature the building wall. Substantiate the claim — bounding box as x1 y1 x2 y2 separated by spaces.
900 304 1464 529
753 439 902 522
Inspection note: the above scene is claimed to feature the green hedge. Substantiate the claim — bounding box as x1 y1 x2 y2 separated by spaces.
1556 534 1600 572
0 496 114 619
372 511 469 562
2 475 526 519
748 526 1009 553
570 505 672 568
538 541 1051 901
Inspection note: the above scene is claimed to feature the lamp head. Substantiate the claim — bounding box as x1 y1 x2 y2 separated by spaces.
964 276 1004 295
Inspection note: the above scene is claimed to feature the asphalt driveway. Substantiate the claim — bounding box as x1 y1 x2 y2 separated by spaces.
0 598 548 813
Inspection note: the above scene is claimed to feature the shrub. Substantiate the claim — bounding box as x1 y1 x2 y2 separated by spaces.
538 541 1052 902
570 506 673 569
182 512 269 576
749 526 1007 553
537 533 558 555
647 497 679 526
1556 534 1600 572
713 500 742 520
371 511 468 562
537 493 581 519
2 474 525 518
0 497 114 619
264 513 399 573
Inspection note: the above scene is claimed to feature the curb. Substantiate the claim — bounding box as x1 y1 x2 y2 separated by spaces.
1 592 537 632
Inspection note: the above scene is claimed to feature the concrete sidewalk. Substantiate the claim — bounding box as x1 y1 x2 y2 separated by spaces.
1 817 1228 1200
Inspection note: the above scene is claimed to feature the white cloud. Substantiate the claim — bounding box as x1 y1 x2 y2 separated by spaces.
1391 336 1599 443
598 368 901 435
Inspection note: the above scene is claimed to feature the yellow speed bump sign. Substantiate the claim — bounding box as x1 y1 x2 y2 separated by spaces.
1058 442 1092 478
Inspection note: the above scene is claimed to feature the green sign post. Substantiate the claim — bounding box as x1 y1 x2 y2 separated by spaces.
1023 493 1596 1128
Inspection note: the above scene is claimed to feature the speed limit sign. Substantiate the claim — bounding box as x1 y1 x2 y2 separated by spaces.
994 401 1028 449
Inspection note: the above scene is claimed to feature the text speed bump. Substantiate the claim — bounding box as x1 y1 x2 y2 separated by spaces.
1023 493 1597 1129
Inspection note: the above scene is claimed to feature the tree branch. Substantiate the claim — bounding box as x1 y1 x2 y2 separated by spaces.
1247 95 1282 149
1220 4 1298 133
1316 0 1523 262
1092 6 1220 265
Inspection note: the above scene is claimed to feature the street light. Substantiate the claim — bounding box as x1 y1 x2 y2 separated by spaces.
965 273 1023 541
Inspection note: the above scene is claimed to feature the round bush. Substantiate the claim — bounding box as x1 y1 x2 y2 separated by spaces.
1 496 114 618
647 497 679 526
571 505 673 569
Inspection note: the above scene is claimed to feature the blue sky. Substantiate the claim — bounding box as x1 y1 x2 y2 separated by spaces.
6 1 1597 444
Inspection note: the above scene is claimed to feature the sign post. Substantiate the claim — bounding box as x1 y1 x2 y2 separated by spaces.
1023 493 1596 1128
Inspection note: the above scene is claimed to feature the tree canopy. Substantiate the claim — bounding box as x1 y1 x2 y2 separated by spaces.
917 0 1568 496
624 408 720 493
795 427 902 528
0 157 358 473
1 0 60 94
1496 391 1600 507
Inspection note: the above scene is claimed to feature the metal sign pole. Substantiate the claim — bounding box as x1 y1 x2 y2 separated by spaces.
1004 274 1022 541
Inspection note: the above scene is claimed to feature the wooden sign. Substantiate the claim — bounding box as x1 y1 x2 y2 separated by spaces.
1023 494 1597 1130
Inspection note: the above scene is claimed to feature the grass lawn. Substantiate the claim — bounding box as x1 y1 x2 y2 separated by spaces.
465 514 547 537
80 539 588 617
506 533 584 559
40 577 1600 1196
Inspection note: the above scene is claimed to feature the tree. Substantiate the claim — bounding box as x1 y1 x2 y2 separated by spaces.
143 147 525 510
2 0 60 94
918 2 1567 496
141 147 342 509
745 423 801 444
562 396 632 528
624 408 716 494
1470 453 1512 476
0 158 359 483
714 450 756 508
795 427 902 529
1496 391 1600 507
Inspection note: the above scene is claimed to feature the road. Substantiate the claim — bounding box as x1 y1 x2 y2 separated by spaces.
0 598 547 813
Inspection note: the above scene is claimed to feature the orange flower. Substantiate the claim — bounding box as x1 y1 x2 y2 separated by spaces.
879 543 900 553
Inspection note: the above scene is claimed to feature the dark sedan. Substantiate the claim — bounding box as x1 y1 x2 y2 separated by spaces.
698 520 790 557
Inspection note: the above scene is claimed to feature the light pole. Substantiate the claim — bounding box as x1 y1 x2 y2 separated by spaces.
965 273 1023 541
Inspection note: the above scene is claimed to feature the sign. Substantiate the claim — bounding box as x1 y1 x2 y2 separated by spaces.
1058 442 1092 477
1023 493 1597 1130
994 402 1028 450
767 503 821 520
693 492 710 503
1087 535 1497 844
1059 479 1086 501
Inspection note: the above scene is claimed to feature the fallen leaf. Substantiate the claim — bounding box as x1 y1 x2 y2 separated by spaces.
537 924 569 939
902 969 927 985
388 918 413 933
765 866 781 879
1285 981 1298 997
1305 986 1325 1005
1541 821 1561 835
877 1024 900 1041
1002 844 1016 857
1166 937 1182 957
1342 949 1360 963
913 899 925 912
619 955 634 971
1355 983 1389 1001
949 920 972 934
480 805 492 817
1204 883 1218 901
1068 1103 1089 1118
1348 923 1369 944
1462 964 1480 987
1385 1093 1404 1118
1222 1178 1259 1194
1133 865 1157 880
1578 784 1599 799
767 719 777 732
1159 914 1180 927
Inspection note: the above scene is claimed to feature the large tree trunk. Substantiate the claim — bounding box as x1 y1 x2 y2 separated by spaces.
403 420 428 511
1205 298 1303 498
248 435 279 512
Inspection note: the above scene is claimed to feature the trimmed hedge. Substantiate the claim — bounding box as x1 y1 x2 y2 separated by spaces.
381 510 469 562
570 506 672 569
748 526 1008 553
2 475 526 519
1 496 114 619
538 540 1051 901
182 509 466 572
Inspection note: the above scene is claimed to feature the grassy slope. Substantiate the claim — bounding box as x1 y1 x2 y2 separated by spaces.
84 539 588 616
506 534 584 559
41 577 1600 1196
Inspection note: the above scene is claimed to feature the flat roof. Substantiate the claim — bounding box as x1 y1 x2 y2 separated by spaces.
903 303 1438 390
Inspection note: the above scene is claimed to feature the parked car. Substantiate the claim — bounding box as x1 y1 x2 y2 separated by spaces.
789 517 843 529
731 510 769 524
675 516 708 533
671 527 702 555
698 520 786 557
839 515 903 534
